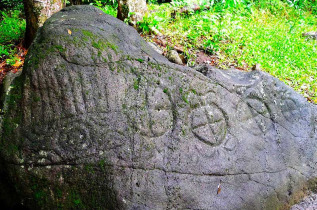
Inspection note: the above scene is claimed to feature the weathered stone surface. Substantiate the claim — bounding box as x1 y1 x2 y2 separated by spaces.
166 49 184 65
147 41 163 55
0 5 317 209
302 31 317 40
291 193 317 210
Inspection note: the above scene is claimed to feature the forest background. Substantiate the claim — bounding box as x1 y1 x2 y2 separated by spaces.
0 0 316 102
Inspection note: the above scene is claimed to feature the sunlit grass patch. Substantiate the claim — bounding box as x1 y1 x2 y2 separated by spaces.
0 10 26 63
142 1 317 102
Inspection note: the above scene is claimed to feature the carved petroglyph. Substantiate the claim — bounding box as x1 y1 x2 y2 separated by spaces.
126 83 173 138
246 98 274 134
191 104 227 147
279 92 302 123
2 6 317 210
20 113 130 164
235 84 276 137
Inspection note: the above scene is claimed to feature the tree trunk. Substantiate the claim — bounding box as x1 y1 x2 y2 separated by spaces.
117 0 147 26
69 0 82 5
23 0 65 48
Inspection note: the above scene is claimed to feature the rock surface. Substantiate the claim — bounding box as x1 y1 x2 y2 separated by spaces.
166 49 184 65
302 31 317 40
291 193 317 210
0 5 317 210
147 41 163 55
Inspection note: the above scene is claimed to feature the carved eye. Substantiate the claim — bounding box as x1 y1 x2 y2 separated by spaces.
58 120 92 155
191 104 227 147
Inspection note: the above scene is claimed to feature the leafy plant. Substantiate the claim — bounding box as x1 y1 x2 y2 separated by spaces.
0 9 25 63
0 10 25 44
0 0 23 11
91 0 117 17
140 0 317 102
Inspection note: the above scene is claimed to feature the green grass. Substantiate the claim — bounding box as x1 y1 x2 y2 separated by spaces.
92 1 117 17
137 0 317 102
0 9 26 62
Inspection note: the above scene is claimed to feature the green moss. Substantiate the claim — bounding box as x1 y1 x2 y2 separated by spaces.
29 177 51 208
76 76 83 84
55 188 63 199
10 162 120 209
190 103 199 109
35 190 47 201
84 164 95 174
27 49 46 70
182 94 189 104
92 40 103 50
92 39 118 53
1 75 24 156
81 29 95 39
181 128 186 136
71 36 86 48
26 42 67 70
136 58 144 63
33 95 41 102
308 177 317 193
163 88 168 94
108 53 113 61
106 42 118 52
91 55 96 62
134 77 141 90
59 63 67 71
73 198 82 206
109 63 115 71
78 29 119 55
98 159 108 173
54 45 65 53
99 159 106 168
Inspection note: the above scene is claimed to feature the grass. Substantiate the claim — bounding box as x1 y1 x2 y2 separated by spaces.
91 1 117 17
0 9 26 64
1 0 315 102
134 0 317 102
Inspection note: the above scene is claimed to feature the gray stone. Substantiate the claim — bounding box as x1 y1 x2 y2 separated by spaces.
291 193 317 210
166 49 183 65
0 5 316 210
302 31 317 40
147 41 163 55
0 70 22 108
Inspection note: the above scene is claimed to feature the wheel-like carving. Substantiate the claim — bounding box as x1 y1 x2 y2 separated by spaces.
191 104 227 147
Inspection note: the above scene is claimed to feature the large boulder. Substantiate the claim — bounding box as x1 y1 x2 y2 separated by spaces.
0 5 316 209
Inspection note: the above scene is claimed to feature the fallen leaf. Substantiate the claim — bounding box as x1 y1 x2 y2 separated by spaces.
67 29 72 35
217 180 222 195
12 59 23 68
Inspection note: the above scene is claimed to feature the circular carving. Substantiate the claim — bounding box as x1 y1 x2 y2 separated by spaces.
191 104 227 147
126 85 173 138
